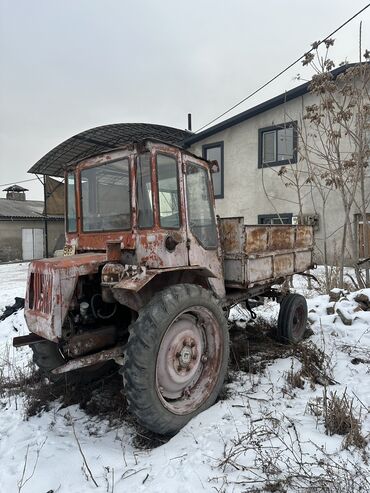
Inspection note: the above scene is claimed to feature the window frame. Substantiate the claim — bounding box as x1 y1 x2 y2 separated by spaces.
79 158 132 233
258 213 293 225
156 151 182 230
202 141 224 199
136 152 154 230
185 160 218 250
258 121 297 168
66 171 77 233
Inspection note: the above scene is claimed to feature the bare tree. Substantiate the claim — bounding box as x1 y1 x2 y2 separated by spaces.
293 40 369 287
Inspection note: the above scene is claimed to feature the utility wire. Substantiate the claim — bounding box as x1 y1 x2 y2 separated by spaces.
195 3 370 133
0 177 39 188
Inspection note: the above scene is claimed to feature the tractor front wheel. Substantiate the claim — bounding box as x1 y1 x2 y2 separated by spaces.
122 284 229 435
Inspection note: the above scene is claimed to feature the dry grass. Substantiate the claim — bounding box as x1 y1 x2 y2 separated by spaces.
293 341 335 387
229 313 334 393
314 266 356 295
284 340 336 397
216 410 370 493
0 349 42 401
229 316 292 375
0 355 169 449
324 389 367 450
285 362 305 391
307 388 367 451
23 370 129 425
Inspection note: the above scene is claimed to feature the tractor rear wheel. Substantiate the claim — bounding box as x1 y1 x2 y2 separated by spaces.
122 284 229 435
277 293 308 344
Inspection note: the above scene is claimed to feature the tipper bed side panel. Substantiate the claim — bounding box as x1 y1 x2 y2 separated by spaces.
219 217 314 289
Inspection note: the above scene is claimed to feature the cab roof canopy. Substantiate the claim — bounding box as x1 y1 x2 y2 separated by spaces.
29 123 191 177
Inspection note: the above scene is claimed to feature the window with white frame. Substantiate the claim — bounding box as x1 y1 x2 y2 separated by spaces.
258 213 293 225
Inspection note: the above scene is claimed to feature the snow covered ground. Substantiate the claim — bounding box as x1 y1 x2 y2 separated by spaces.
0 262 369 492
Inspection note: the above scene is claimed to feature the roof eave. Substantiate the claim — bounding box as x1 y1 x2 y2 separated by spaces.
184 64 355 146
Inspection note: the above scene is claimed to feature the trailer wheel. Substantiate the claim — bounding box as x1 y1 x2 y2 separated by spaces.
31 341 111 384
122 284 229 435
277 293 308 344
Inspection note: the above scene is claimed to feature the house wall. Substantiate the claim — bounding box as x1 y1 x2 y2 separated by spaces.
189 93 368 264
0 219 64 262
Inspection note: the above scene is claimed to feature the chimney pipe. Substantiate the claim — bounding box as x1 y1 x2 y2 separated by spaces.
187 113 192 132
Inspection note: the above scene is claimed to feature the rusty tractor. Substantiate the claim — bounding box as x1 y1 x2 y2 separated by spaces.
14 140 314 435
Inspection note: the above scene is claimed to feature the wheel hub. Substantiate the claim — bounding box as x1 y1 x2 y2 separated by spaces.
178 345 193 368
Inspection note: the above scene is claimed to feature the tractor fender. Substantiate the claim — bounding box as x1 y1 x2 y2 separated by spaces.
110 266 215 311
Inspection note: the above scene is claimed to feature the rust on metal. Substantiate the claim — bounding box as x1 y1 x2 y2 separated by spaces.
218 217 243 254
268 226 294 251
101 262 126 285
295 225 313 248
247 257 273 283
183 153 225 299
25 253 106 342
52 345 126 374
295 250 313 272
64 326 117 358
106 240 122 262
274 253 294 277
208 160 220 174
244 226 269 254
219 217 313 289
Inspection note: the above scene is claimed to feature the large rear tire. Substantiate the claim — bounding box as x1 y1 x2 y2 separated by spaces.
122 284 229 435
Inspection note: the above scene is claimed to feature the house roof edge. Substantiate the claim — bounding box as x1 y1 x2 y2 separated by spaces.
184 64 356 146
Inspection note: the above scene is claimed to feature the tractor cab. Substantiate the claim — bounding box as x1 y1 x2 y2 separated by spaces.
65 140 223 283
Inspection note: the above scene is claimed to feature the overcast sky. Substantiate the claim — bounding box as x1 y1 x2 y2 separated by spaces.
0 0 369 200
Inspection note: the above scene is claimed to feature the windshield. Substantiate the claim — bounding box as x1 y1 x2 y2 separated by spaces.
80 159 131 232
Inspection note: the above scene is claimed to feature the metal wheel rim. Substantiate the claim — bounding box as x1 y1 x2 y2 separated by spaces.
291 304 305 338
155 305 223 415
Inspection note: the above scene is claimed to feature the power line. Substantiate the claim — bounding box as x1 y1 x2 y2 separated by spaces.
0 177 39 188
195 3 370 133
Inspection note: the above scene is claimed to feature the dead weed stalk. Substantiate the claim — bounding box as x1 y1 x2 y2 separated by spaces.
323 388 367 449
215 410 369 492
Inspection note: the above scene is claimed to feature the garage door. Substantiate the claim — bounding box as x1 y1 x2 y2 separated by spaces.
22 228 44 260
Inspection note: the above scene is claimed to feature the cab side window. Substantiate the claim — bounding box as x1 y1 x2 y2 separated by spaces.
186 162 217 248
137 153 154 228
157 154 180 229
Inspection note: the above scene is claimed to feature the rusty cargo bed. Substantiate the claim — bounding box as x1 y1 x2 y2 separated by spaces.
219 217 314 290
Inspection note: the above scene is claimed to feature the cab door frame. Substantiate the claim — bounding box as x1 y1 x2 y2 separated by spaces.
135 142 189 269
182 154 225 298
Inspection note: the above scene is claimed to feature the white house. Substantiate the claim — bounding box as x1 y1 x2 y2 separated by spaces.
185 64 370 264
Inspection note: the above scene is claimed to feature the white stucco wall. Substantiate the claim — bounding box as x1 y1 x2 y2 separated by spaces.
189 93 368 264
